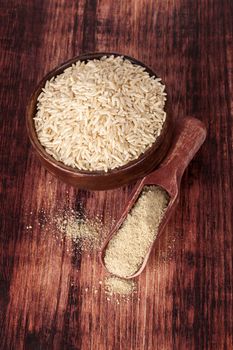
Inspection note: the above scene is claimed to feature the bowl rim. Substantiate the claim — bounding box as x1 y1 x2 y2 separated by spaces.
26 51 172 178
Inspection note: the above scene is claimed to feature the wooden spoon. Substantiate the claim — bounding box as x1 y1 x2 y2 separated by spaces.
100 116 207 279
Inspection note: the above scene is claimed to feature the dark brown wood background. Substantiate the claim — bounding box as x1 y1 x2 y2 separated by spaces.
0 1 233 349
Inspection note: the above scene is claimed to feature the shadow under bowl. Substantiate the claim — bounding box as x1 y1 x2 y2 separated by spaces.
26 52 174 190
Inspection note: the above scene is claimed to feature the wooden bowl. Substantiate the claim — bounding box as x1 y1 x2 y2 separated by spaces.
26 52 174 190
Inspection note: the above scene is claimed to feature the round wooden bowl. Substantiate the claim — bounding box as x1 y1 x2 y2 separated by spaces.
26 52 174 190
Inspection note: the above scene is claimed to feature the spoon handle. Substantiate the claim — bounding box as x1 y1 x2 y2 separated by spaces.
144 117 207 195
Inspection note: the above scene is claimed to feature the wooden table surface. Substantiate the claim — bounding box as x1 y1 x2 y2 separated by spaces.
0 1 233 349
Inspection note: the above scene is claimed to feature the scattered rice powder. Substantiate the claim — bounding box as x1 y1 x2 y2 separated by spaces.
105 276 136 296
56 213 104 251
104 186 169 277
34 55 166 172
28 207 106 252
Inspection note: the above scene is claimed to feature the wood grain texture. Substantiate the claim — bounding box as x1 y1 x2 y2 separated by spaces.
0 1 232 349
